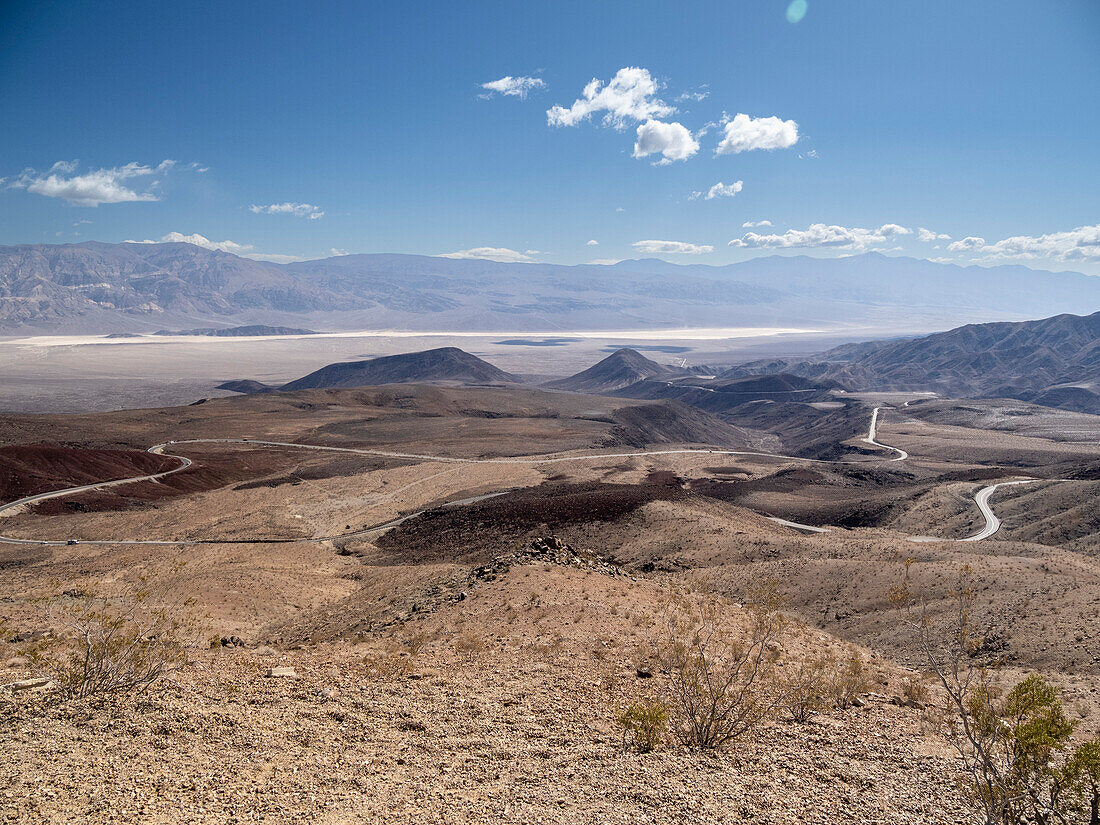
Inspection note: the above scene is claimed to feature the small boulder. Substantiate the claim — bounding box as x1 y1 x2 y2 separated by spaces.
267 666 297 678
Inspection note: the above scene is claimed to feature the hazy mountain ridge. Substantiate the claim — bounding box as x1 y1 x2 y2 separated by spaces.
2 242 1098 335
722 311 1100 413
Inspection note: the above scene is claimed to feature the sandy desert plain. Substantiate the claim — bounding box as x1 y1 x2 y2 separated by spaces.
1 332 1099 824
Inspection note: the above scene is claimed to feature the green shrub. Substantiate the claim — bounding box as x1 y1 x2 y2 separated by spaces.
615 700 669 753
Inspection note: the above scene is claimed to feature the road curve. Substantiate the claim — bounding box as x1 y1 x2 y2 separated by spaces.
863 407 909 461
959 479 1037 542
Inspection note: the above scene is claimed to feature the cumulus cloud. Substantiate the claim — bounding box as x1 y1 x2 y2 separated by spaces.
918 227 951 242
587 258 622 265
690 181 744 201
632 120 699 163
547 67 674 130
586 239 599 246
948 224 1100 262
438 247 537 263
480 75 546 99
632 240 714 255
742 220 772 228
729 223 911 250
126 231 254 255
249 202 324 220
6 159 177 206
715 114 799 155
947 236 986 252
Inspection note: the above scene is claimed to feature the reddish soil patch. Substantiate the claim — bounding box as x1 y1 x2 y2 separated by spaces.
28 447 318 515
0 443 177 504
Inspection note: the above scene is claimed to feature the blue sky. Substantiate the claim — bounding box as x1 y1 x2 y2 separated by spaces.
1 0 1098 273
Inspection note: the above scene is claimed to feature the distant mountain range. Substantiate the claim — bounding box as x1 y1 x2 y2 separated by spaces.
2 241 1098 335
722 311 1100 414
154 325 319 337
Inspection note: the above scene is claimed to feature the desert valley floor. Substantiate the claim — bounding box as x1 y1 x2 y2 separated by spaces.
1 365 1099 823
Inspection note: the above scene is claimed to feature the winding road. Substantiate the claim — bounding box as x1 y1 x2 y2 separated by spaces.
0 405 1045 547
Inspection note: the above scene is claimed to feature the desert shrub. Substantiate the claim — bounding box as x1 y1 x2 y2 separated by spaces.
894 562 1100 824
779 655 830 723
826 652 871 709
26 589 188 702
452 630 485 655
615 699 669 753
901 675 931 707
656 583 786 749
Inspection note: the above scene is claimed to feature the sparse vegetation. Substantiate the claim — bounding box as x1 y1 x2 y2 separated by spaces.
895 562 1100 824
655 583 786 749
25 588 189 702
615 699 669 753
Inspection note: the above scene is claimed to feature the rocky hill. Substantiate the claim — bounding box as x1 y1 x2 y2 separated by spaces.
542 348 688 393
279 347 519 390
721 311 1100 414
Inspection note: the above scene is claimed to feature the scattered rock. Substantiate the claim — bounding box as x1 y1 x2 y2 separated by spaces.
267 666 296 678
7 677 51 693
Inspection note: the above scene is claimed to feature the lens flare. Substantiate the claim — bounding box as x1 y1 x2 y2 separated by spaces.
786 0 808 23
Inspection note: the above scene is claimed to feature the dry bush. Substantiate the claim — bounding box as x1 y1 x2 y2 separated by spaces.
827 652 871 710
26 587 189 702
452 630 485 656
615 699 669 753
655 582 786 749
902 675 931 707
779 655 831 723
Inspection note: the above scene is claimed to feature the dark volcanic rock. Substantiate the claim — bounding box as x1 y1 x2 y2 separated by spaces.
543 348 689 393
280 347 519 390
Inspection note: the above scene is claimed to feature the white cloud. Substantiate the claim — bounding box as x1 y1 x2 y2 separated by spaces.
587 258 622 265
547 67 674 130
7 159 177 206
729 223 911 250
438 247 537 263
632 240 714 255
122 231 309 263
126 231 252 255
615 207 625 213
586 239 599 246
947 236 986 252
249 202 324 220
949 224 1100 262
918 227 951 242
715 114 799 155
676 88 710 102
742 220 772 228
480 75 546 99
690 180 744 200
632 120 699 163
